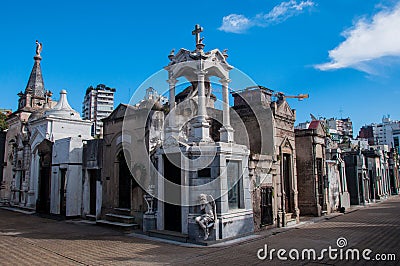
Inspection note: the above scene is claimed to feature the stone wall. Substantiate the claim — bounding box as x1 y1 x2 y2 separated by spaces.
343 153 363 205
0 131 6 184
295 133 317 215
232 89 299 228
295 125 326 216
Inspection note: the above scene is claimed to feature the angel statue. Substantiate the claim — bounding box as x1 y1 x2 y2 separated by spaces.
195 194 216 240
35 40 43 56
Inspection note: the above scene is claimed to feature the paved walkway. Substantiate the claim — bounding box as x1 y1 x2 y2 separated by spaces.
1 197 399 265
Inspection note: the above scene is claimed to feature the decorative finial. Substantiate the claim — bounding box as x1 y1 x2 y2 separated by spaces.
192 24 205 50
192 24 203 44
35 40 43 57
222 49 228 59
168 49 175 61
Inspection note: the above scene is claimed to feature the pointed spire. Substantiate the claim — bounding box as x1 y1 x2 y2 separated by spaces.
26 40 45 98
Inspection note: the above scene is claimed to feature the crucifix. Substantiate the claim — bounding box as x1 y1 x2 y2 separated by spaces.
192 24 204 45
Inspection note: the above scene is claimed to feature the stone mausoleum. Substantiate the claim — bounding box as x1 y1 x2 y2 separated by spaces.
147 25 254 243
95 26 301 242
1 41 92 216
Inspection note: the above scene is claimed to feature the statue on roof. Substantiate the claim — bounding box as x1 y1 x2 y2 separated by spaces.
35 40 43 56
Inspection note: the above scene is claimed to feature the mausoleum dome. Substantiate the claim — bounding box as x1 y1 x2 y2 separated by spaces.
44 90 81 120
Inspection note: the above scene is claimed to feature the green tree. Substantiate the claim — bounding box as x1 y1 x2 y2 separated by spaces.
0 112 7 131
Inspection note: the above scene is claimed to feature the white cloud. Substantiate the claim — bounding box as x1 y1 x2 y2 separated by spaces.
261 0 315 24
315 3 400 73
218 14 251 33
218 0 315 33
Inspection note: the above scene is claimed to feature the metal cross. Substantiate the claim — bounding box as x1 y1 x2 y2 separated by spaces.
192 24 203 45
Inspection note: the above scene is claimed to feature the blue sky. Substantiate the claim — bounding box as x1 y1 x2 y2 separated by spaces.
1 0 400 133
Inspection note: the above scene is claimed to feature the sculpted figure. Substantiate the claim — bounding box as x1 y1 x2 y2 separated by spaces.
35 40 43 56
195 194 216 240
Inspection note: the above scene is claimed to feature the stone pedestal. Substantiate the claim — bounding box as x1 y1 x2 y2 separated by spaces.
191 121 212 143
0 181 7 205
219 126 234 143
340 192 351 209
188 216 218 242
217 211 254 239
143 213 157 233
27 190 36 208
164 127 179 142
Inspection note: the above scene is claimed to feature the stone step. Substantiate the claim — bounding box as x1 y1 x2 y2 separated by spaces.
105 213 136 224
285 212 293 219
113 208 131 216
85 214 96 221
286 219 297 227
96 220 139 232
148 230 189 243
1 206 35 215
13 204 36 213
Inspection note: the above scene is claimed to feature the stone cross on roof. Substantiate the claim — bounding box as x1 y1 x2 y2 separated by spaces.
192 24 204 45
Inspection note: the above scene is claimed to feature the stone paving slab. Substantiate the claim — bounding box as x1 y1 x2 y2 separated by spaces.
0 196 399 265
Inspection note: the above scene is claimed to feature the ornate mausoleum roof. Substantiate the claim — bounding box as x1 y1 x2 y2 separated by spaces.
44 90 81 120
165 25 233 83
26 41 45 98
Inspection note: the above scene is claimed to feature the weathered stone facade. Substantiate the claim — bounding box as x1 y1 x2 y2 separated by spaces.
0 131 5 187
99 100 164 228
271 95 300 226
232 88 299 229
81 139 102 219
1 49 55 207
295 120 328 216
363 145 391 201
343 150 370 205
1 44 92 218
325 139 351 211
388 148 400 195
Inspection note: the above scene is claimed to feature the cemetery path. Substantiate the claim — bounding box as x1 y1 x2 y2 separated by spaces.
1 196 399 265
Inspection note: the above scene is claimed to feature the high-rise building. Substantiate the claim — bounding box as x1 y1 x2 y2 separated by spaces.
82 84 115 137
358 124 375 145
326 117 353 142
359 116 400 148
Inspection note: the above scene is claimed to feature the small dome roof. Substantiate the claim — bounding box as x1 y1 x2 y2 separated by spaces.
44 90 81 120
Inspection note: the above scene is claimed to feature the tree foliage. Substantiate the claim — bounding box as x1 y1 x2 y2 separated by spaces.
86 84 116 94
0 112 8 131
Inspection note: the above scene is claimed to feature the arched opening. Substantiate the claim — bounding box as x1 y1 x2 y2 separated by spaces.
36 140 53 214
117 151 132 209
282 153 293 213
163 154 182 232
88 169 98 215
16 160 23 203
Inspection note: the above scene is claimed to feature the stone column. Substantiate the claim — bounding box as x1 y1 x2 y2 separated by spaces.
196 70 207 122
192 70 211 142
165 78 179 139
219 78 234 143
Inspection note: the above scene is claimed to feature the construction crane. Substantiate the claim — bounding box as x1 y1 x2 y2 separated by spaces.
274 92 309 101
228 85 309 103
0 109 12 115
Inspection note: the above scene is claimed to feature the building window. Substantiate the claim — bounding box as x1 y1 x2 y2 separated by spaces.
227 160 243 210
